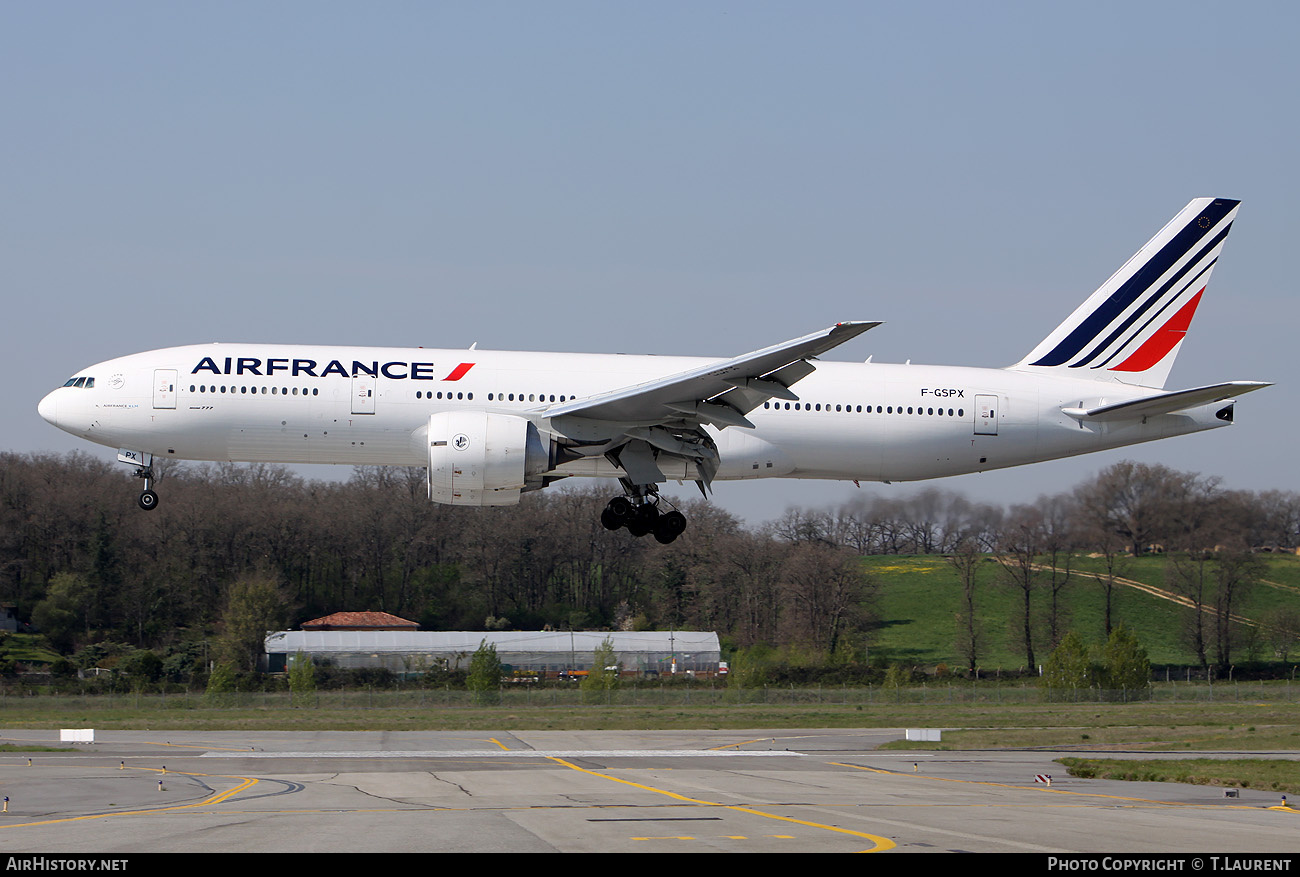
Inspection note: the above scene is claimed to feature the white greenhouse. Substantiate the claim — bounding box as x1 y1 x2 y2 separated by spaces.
264 629 721 677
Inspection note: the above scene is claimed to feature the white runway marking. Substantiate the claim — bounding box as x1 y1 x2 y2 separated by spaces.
199 749 808 758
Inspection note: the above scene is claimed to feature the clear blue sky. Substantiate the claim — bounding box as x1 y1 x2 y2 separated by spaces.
4 2 1295 523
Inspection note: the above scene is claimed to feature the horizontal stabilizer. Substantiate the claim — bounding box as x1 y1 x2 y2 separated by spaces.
1061 381 1271 422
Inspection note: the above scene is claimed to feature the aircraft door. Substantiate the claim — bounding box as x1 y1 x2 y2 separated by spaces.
351 374 376 414
152 370 177 409
974 394 999 435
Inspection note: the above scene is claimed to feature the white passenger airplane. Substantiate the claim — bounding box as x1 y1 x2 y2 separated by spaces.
39 198 1269 543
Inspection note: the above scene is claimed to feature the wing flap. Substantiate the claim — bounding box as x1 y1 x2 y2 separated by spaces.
544 321 879 488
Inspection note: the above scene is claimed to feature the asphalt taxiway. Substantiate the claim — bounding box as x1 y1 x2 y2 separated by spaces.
0 729 1295 853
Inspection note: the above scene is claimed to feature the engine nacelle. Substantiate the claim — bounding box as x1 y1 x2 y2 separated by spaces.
427 411 554 506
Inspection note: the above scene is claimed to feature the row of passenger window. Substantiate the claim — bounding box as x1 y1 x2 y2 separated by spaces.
184 385 573 402
190 385 319 396
180 386 964 416
414 391 573 403
763 401 965 417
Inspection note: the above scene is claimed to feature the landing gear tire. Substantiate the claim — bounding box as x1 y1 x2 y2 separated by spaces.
653 510 687 544
603 497 636 530
626 505 659 538
606 496 634 521
138 489 159 511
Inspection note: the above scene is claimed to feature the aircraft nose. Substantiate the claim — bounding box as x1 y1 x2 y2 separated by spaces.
37 390 58 427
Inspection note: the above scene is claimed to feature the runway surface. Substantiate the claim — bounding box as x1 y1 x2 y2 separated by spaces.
0 729 1295 853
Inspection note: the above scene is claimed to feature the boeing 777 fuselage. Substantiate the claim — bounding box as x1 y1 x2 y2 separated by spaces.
38 198 1270 543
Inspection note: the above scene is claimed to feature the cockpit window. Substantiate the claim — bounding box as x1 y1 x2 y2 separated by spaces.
73 377 87 388
61 376 95 388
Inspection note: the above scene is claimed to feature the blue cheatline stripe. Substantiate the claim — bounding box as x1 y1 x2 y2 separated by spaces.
1030 199 1238 367
1089 256 1217 370
1073 227 1228 368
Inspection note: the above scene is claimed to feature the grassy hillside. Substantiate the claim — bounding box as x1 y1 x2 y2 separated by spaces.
864 553 1300 673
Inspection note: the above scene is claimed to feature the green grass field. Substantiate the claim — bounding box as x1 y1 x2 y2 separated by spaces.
1 685 1297 737
1057 757 1300 798
864 553 1300 672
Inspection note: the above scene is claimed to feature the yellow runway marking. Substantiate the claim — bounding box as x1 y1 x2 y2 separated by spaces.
708 733 840 751
547 756 895 852
0 764 259 829
708 737 773 751
2 777 258 828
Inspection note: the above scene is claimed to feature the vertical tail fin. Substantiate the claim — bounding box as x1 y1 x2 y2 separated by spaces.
1012 197 1240 388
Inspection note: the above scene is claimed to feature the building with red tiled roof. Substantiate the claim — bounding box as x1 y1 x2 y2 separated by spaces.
301 612 418 632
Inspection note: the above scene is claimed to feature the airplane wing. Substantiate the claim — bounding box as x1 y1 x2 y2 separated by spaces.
543 321 880 489
1061 381 1271 422
547 321 879 427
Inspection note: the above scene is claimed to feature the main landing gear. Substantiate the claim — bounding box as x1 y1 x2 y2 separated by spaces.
600 487 687 544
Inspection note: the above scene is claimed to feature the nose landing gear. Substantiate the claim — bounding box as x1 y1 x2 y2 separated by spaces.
118 449 160 511
134 465 159 511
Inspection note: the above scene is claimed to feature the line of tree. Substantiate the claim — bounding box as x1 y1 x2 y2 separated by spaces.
1 451 1297 678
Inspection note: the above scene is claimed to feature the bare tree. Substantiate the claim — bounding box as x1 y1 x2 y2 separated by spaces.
1036 492 1077 649
1210 549 1264 670
992 505 1047 671
1166 550 1212 670
778 543 876 654
1075 461 1204 556
1263 607 1300 662
1249 490 1300 550
770 506 833 546
1072 495 1132 637
946 536 986 675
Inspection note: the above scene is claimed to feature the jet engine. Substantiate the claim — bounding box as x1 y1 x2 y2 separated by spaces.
427 411 556 506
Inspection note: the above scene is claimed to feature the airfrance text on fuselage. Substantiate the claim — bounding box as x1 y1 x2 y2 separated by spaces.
191 357 472 381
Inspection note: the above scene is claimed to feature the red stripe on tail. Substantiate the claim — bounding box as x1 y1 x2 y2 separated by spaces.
1109 290 1203 373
